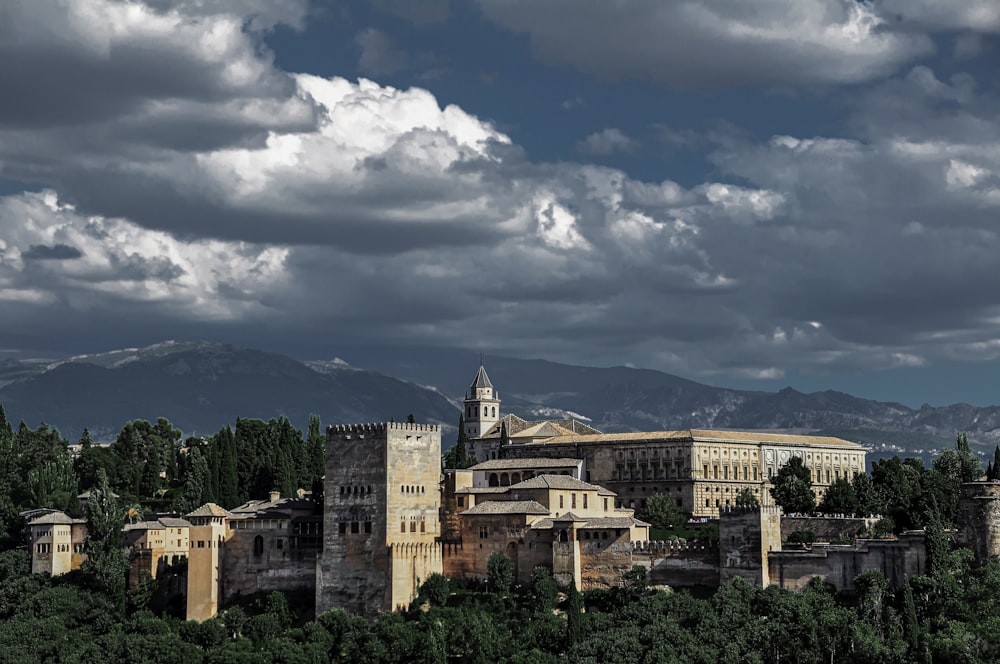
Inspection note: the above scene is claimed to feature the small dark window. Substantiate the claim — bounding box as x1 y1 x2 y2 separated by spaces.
457 497 465 507
364 521 372 534
254 535 264 556
351 522 359 534
338 523 347 535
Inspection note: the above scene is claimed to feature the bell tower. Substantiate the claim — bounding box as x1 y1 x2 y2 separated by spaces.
464 363 500 439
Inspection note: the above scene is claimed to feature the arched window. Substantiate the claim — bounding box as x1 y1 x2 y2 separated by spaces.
489 473 499 487
253 535 264 557
492 407 496 417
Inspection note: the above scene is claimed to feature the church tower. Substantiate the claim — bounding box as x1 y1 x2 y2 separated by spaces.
464 363 500 439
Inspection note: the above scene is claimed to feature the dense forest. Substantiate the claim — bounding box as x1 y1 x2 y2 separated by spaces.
3 402 1000 662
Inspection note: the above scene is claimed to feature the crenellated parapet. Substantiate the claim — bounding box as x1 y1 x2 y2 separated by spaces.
327 422 441 436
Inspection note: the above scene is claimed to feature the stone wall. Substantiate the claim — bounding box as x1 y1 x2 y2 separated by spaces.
582 540 719 589
222 528 316 604
769 532 926 592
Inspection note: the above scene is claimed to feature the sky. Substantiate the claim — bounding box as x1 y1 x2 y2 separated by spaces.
0 0 999 408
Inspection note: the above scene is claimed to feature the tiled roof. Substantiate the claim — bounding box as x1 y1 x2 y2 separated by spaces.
551 512 588 522
510 475 617 495
528 516 648 530
29 511 77 526
468 457 582 471
455 486 510 494
481 415 600 439
158 517 192 528
519 428 863 448
470 365 493 390
185 503 231 518
578 517 649 529
461 500 550 515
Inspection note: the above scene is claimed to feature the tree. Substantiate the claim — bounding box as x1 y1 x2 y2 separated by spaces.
734 487 760 508
564 580 584 648
639 494 682 529
443 414 474 470
769 457 815 514
406 413 416 424
935 432 982 484
817 476 859 515
499 420 510 447
83 469 128 613
487 552 513 593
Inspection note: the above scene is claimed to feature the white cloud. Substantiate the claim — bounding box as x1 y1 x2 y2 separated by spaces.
0 190 289 321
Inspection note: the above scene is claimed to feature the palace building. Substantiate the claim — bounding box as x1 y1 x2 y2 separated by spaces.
462 364 867 517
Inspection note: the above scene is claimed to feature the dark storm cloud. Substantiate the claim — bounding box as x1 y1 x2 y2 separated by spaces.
22 244 83 260
475 0 933 89
1 0 1000 395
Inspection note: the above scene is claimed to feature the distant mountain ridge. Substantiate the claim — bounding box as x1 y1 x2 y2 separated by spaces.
0 341 997 460
0 342 458 442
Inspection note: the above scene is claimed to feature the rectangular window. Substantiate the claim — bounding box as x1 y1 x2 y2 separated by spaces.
351 522 359 534
339 522 347 535
714 466 719 480
603 498 608 511
559 495 564 509
420 521 426 533
583 495 588 509
571 494 576 509
723 466 729 479
197 541 205 548
364 521 372 534
479 526 489 539
410 521 416 533
703 464 709 478
276 539 284 550
457 497 465 507
401 522 406 533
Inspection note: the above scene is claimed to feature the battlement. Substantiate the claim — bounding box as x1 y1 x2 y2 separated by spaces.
960 481 1000 499
719 505 783 517
327 422 441 435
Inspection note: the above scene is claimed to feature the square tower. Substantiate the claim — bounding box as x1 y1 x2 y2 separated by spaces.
316 422 442 618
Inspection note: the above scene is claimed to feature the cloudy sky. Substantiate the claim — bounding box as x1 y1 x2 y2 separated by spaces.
1 0 999 406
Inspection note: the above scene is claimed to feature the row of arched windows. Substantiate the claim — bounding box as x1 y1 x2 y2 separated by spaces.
401 485 425 494
339 485 372 496
465 405 497 418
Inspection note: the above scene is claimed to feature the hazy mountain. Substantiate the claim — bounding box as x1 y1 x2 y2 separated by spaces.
2 341 998 461
339 346 1000 459
0 341 458 442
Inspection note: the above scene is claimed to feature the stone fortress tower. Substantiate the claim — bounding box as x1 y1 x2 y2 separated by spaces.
957 481 1000 561
464 364 500 439
316 422 443 618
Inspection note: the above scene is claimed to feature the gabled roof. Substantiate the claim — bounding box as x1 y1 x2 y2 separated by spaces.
470 364 493 391
461 500 550 515
509 474 617 495
481 415 601 439
468 457 582 471
28 511 78 526
185 503 231 518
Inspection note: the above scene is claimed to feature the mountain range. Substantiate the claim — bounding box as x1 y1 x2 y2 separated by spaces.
1 340 997 463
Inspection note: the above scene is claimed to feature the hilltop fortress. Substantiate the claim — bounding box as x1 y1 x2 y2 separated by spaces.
26 363 999 620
